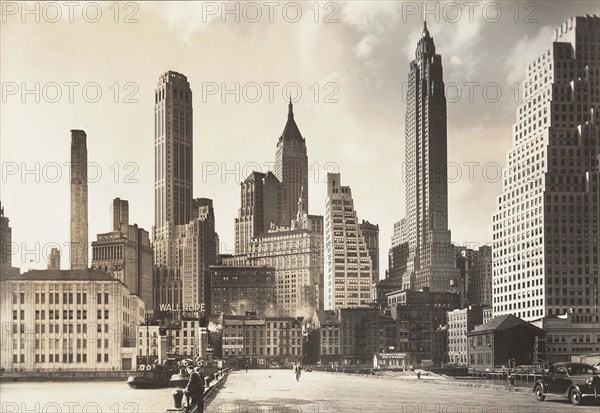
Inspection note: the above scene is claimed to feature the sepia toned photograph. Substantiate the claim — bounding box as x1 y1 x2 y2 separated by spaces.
1 1 599 412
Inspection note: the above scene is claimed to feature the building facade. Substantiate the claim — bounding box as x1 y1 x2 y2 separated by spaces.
111 198 129 231
152 72 218 317
388 243 409 283
468 246 492 307
492 16 600 321
401 23 459 293
0 270 144 371
467 315 545 370
533 312 600 363
248 227 322 317
92 225 153 312
47 248 61 270
388 288 460 364
70 129 88 271
221 314 303 368
235 171 281 255
338 308 395 365
324 173 373 310
210 266 276 316
274 100 308 227
454 246 478 306
447 305 483 365
154 71 193 229
310 310 341 365
0 203 20 276
360 220 380 284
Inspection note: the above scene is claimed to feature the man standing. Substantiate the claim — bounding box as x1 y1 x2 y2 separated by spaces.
184 365 204 412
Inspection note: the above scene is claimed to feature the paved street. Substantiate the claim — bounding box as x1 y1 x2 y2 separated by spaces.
207 369 600 412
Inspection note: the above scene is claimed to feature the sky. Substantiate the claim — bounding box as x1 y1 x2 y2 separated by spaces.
1 0 598 275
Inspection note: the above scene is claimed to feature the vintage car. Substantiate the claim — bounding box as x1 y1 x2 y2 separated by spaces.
533 362 600 405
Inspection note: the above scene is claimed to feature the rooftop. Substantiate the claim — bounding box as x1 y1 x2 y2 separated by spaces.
315 310 340 326
1 269 122 284
470 314 543 334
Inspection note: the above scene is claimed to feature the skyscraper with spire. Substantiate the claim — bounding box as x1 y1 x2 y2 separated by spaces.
274 99 309 227
232 101 323 315
401 22 460 293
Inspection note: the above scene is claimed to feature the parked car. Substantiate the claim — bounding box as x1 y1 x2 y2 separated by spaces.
533 362 600 405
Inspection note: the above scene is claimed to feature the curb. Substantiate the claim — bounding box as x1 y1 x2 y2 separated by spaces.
204 372 230 405
317 370 532 393
428 379 532 393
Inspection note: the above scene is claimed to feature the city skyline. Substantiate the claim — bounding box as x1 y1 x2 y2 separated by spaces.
1 4 600 406
2 1 599 275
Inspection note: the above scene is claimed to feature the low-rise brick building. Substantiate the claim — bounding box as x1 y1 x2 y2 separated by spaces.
221 313 303 369
466 314 545 371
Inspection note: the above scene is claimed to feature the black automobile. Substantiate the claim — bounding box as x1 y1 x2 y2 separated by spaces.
533 362 600 405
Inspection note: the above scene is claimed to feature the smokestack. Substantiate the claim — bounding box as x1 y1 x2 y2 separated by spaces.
70 129 88 270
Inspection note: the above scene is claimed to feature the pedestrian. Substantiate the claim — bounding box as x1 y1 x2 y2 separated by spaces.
184 365 204 413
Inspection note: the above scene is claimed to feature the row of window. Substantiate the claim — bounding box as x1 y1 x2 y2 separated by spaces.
12 353 110 363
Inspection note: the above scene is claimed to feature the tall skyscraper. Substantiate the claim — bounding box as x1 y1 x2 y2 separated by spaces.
152 71 217 315
111 198 129 231
401 23 459 292
324 173 373 310
492 16 600 321
274 99 308 226
70 129 88 270
154 71 193 230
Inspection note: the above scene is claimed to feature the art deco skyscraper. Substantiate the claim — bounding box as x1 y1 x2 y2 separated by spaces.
401 23 459 292
154 71 193 231
70 129 88 270
274 100 308 226
492 16 600 321
152 71 217 314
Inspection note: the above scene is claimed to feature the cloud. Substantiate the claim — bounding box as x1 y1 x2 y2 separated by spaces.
450 56 462 65
142 2 218 45
505 25 554 85
342 2 401 60
340 142 377 166
355 34 377 59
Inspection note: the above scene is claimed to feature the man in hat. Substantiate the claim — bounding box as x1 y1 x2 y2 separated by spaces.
184 365 204 412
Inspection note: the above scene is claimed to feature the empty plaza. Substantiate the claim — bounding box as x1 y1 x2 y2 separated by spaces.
207 369 600 412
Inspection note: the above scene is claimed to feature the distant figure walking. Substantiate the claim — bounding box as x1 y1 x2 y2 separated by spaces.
295 366 302 382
